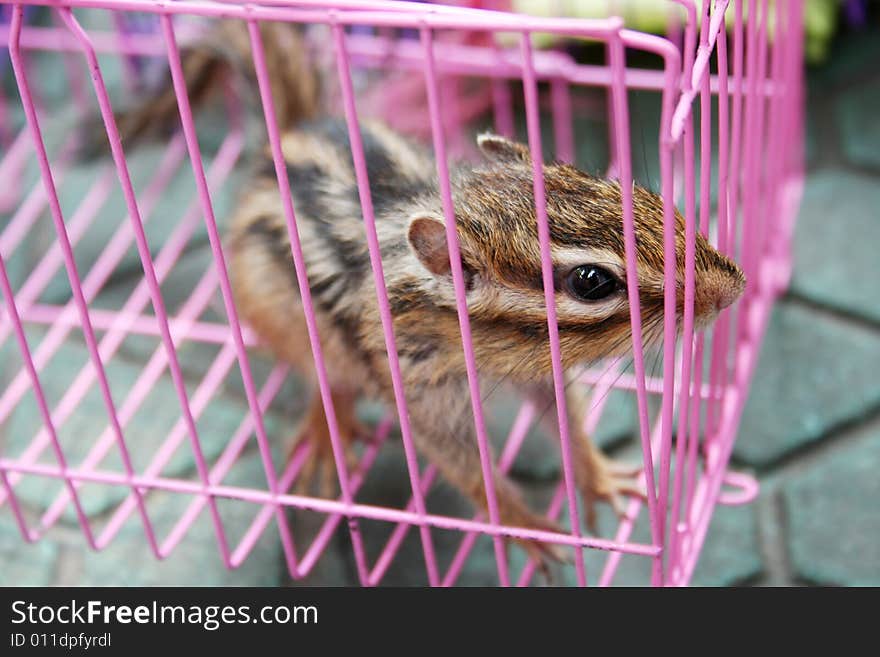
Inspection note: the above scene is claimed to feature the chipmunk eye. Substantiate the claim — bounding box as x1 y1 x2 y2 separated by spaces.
566 265 620 302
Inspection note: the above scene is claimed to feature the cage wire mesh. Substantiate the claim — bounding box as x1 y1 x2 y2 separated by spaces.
0 0 804 586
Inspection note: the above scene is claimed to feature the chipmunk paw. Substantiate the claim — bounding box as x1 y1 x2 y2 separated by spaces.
289 400 365 498
577 453 646 533
496 494 572 582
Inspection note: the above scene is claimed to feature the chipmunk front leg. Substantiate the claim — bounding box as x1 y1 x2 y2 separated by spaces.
533 376 646 532
290 386 366 497
406 379 570 570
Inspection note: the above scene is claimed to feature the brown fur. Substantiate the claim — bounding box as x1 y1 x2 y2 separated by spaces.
226 118 744 562
106 19 746 566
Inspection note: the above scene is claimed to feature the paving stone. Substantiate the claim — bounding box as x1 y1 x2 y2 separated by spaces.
564 501 763 587
336 437 525 586
284 509 356 587
36 141 249 306
835 78 880 169
782 430 880 586
805 108 818 168
338 432 764 585
339 387 637 583
486 387 636 482
17 49 72 113
689 502 763 586
4 55 249 308
809 26 880 90
734 301 880 468
345 440 431 586
1 327 285 520
278 389 635 584
370 478 764 586
90 243 225 375
0 512 60 586
91 243 310 416
560 445 764 587
5 11 880 589
790 168 880 324
67 450 285 586
513 88 680 197
2 41 132 293
93 243 219 319
0 104 73 291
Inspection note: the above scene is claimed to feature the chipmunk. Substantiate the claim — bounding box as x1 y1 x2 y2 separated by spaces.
96 19 745 568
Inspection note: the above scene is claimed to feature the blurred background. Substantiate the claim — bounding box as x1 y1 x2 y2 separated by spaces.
1 0 878 586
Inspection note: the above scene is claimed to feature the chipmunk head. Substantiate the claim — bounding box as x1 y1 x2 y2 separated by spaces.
405 133 745 379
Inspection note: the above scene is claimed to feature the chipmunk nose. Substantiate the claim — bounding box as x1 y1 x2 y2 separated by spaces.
715 281 744 311
686 236 746 323
693 254 746 321
703 266 746 314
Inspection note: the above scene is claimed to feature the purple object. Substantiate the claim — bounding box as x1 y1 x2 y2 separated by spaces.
845 0 868 27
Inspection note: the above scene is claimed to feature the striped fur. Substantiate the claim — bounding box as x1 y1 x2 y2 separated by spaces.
227 117 745 557
103 18 746 564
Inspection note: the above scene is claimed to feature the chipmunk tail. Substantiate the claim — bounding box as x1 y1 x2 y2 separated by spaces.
79 19 320 159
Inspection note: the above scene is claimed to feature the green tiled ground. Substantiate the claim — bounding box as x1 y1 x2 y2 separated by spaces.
1 16 879 586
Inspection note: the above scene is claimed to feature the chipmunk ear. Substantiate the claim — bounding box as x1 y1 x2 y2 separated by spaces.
408 214 453 276
407 214 475 287
477 133 531 163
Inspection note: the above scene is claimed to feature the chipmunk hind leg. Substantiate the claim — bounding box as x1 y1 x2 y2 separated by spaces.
227 204 364 496
289 386 367 497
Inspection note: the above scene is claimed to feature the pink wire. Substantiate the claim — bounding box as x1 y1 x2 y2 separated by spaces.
7 4 151 553
329 20 440 585
0 0 805 586
667 0 704 579
421 25 510 585
522 32 589 586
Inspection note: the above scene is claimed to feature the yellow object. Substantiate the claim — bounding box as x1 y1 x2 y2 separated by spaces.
510 0 839 62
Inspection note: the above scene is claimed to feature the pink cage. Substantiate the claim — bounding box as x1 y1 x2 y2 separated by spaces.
0 0 804 586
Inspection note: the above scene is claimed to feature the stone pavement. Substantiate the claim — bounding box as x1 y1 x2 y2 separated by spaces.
1 17 879 587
